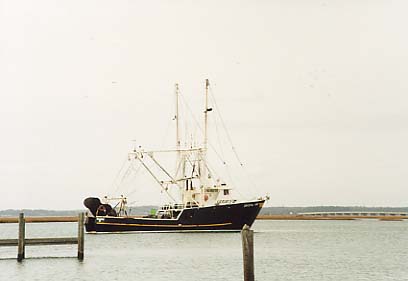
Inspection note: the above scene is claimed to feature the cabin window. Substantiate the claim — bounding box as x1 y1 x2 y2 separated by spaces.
224 189 229 195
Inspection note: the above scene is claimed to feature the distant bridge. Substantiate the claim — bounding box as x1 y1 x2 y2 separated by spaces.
298 211 408 217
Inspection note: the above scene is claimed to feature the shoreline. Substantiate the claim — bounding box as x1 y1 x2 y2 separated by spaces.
0 215 407 223
257 214 407 221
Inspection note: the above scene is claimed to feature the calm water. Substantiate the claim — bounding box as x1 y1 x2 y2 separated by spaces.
0 220 407 281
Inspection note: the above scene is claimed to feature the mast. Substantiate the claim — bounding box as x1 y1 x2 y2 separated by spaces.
175 83 180 151
175 83 187 196
175 83 181 178
204 79 209 153
200 79 210 205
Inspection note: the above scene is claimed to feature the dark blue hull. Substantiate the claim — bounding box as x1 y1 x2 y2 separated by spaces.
85 200 265 232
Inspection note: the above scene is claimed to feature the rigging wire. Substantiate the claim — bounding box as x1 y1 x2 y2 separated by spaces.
159 114 174 148
115 157 144 195
119 161 134 185
119 111 174 200
178 85 253 198
211 123 241 196
122 162 144 198
108 82 260 204
209 88 244 167
212 104 226 162
208 106 242 195
209 87 259 194
111 157 131 194
178 90 226 166
177 86 247 199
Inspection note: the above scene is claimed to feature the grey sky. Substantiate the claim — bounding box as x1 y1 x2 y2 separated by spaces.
1 1 407 209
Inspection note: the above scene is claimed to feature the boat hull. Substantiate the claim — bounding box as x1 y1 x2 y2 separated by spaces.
85 200 265 232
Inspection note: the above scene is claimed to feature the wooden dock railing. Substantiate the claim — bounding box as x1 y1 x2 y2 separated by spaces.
0 213 85 261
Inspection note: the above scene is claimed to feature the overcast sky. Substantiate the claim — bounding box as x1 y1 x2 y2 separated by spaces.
1 0 408 209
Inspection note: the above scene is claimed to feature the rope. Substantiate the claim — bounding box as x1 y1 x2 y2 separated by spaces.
159 114 174 147
177 85 256 198
213 106 226 164
123 162 145 198
111 157 131 194
178 90 227 166
209 88 244 167
209 87 258 194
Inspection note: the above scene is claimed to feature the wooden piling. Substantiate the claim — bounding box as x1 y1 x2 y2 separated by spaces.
241 224 254 281
77 213 84 261
17 213 25 262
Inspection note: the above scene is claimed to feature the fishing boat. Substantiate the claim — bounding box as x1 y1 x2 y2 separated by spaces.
84 80 267 232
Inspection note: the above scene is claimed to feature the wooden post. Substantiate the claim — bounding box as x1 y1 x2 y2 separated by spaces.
241 224 254 281
77 213 84 261
17 213 25 262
